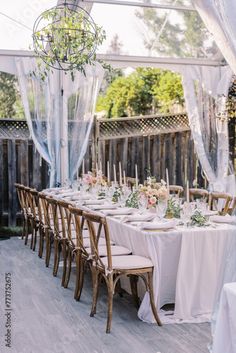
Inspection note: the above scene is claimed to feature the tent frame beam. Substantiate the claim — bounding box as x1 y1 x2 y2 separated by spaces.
80 0 195 11
0 50 225 68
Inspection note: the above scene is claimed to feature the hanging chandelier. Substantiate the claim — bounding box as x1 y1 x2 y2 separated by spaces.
32 1 105 73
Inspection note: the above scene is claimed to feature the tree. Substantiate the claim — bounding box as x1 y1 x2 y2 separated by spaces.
135 2 217 58
107 34 123 55
0 72 18 118
96 68 184 117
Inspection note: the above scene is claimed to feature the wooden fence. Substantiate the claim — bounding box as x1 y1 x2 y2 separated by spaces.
0 114 205 227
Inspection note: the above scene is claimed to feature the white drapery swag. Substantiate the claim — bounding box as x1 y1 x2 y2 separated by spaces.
194 0 236 75
16 58 104 186
181 65 233 192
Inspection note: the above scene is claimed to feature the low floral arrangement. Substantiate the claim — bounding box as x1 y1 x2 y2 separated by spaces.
139 181 168 208
112 187 121 203
125 190 139 208
190 210 207 227
83 170 106 188
166 198 181 218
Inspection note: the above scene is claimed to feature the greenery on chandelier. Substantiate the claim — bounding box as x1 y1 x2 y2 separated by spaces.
32 5 106 79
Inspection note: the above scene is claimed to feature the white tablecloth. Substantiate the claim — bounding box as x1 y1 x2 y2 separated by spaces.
106 218 236 324
212 283 236 353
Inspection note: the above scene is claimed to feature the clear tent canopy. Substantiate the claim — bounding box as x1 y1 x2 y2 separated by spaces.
0 0 233 189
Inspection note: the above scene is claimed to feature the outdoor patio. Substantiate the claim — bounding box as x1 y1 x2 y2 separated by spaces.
0 1 236 353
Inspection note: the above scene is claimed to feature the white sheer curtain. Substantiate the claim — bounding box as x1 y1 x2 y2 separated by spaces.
16 57 104 186
181 65 233 192
194 0 236 75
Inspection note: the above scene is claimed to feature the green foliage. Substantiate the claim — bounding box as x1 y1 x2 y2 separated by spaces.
33 6 106 79
153 71 184 113
125 191 139 209
96 67 184 117
0 72 24 118
190 210 207 227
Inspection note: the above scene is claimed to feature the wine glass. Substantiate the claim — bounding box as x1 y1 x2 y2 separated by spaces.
181 202 193 226
156 199 168 221
138 194 148 213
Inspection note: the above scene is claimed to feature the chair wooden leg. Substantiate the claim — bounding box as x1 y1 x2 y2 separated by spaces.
38 227 44 258
45 230 51 267
61 241 68 287
90 268 99 317
22 218 26 240
63 247 72 288
129 275 140 309
24 219 30 245
53 239 60 277
33 224 39 252
147 271 162 326
74 255 85 301
106 275 114 334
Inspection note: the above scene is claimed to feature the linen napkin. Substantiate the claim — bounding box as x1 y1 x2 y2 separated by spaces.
122 213 155 223
89 204 117 210
83 199 105 205
102 208 134 216
209 215 236 224
140 219 177 230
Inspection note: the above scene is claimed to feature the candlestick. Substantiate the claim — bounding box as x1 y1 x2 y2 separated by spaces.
99 160 102 173
119 161 122 186
186 180 190 203
113 164 117 184
135 164 138 188
96 162 98 176
107 161 110 184
123 170 126 186
166 168 170 196
82 159 85 176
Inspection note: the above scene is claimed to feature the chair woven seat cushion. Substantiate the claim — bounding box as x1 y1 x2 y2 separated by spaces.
87 245 131 257
102 255 153 270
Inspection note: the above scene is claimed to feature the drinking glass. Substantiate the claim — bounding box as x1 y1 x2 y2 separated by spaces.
156 199 168 220
138 194 148 213
181 202 193 226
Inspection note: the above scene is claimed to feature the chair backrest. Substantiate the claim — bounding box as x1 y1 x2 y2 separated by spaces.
209 192 233 215
68 206 88 253
57 200 73 241
46 196 60 236
169 185 183 197
82 211 112 272
23 186 33 216
28 189 39 220
15 183 26 211
38 192 50 228
229 197 236 215
189 188 209 201
126 177 137 188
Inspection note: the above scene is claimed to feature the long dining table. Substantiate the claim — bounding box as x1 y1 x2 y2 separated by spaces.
47 188 236 324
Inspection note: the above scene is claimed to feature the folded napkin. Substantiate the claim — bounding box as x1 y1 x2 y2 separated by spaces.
89 204 117 210
210 215 236 224
83 199 105 205
122 213 155 223
140 219 177 230
102 208 134 216
203 210 218 217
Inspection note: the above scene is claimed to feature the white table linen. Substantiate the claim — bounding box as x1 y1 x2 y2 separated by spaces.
212 283 236 353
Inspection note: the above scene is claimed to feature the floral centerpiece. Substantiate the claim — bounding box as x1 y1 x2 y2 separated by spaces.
139 180 168 209
82 170 106 191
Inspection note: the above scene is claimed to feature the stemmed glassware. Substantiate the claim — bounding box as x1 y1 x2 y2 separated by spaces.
138 194 148 213
156 199 168 221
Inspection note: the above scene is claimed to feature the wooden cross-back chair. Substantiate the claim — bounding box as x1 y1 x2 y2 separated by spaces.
15 183 28 240
228 197 236 215
189 188 209 202
83 211 162 333
57 199 77 287
208 192 233 215
22 186 36 248
68 206 131 302
169 185 183 197
28 189 40 252
45 196 65 277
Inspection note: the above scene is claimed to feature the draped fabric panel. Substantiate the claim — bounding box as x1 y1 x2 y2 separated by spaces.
194 0 236 75
181 65 233 191
16 57 104 186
